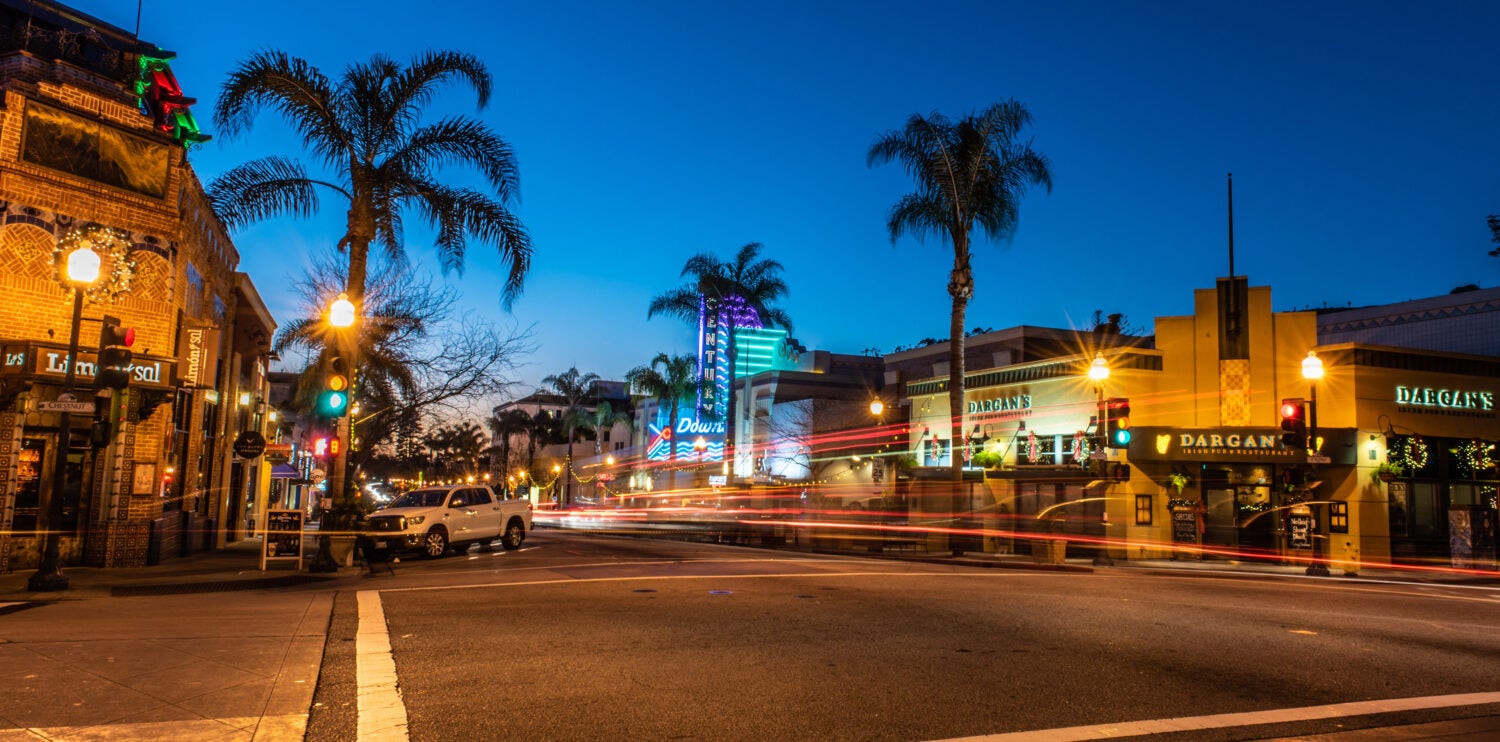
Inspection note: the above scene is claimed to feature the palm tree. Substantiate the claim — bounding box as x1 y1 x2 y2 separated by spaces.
625 353 699 461
587 401 632 455
212 50 533 558
648 243 792 482
210 49 532 310
540 367 601 507
867 101 1052 487
487 409 533 487
523 410 559 494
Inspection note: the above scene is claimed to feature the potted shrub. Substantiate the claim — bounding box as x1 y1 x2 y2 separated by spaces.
1167 472 1190 494
1372 461 1405 484
971 450 1002 470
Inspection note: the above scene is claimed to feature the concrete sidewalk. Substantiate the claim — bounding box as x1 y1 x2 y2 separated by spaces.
0 538 363 741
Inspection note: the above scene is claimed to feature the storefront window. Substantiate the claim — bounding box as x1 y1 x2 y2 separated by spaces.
1135 494 1153 525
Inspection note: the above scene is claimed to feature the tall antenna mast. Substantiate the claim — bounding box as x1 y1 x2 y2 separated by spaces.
1227 172 1235 278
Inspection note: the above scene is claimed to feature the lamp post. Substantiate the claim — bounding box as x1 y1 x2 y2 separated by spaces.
1087 352 1114 566
1301 350 1329 576
29 244 102 591
309 293 357 573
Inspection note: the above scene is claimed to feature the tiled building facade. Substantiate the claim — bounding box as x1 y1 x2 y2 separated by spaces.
0 1 274 569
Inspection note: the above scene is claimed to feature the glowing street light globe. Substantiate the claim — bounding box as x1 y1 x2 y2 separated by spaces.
329 292 356 328
1088 352 1110 383
65 246 102 285
1302 351 1324 381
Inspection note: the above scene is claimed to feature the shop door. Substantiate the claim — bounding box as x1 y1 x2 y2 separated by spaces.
1407 482 1446 558
12 438 46 538
1203 488 1238 554
1236 485 1275 556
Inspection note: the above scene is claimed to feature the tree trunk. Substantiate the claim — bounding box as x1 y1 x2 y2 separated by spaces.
563 423 575 507
947 247 973 556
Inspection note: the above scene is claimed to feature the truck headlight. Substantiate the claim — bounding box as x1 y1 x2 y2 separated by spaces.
407 515 425 526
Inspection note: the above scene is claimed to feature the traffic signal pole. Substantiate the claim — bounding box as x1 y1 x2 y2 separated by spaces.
309 355 352 573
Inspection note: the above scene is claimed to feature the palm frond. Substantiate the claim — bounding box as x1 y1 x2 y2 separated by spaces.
206 157 332 230
389 118 521 203
214 49 349 163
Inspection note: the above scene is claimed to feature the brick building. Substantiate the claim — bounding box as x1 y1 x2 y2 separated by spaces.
0 0 275 570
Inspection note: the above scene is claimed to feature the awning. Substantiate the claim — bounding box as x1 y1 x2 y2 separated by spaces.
270 463 300 479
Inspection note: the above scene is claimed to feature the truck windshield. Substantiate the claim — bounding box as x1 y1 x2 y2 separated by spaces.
388 489 447 509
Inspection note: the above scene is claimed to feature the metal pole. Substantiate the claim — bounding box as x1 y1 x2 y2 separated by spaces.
29 287 85 591
1093 384 1114 566
310 333 354 573
1305 381 1328 576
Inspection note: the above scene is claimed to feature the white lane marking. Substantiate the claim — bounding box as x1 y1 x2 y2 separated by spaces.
934 690 1500 741
356 590 409 741
380 570 1047 594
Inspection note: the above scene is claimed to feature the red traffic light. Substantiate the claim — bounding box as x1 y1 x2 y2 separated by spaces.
1280 399 1305 421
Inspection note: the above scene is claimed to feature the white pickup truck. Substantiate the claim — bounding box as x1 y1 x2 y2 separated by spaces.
365 484 531 558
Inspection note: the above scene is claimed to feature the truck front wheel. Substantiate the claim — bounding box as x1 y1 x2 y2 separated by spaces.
501 519 525 550
421 528 449 558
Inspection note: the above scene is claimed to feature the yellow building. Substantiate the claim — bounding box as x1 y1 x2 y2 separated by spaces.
902 277 1499 571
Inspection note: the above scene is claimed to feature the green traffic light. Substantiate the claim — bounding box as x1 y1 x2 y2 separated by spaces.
319 390 348 414
1112 429 1132 446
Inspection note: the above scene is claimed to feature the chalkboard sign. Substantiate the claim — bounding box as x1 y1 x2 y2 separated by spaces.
261 509 304 570
1287 513 1314 550
1171 508 1198 544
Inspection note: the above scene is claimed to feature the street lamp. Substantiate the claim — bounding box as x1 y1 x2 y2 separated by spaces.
1087 352 1114 567
1301 350 1329 576
310 292 359 573
29 242 102 591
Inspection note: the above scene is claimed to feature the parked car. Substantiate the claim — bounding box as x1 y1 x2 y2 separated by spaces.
365 484 531 558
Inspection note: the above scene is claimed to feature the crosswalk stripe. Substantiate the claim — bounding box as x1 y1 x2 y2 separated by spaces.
934 690 1500 741
357 590 409 741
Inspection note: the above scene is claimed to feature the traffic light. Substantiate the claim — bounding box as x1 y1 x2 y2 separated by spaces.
1105 398 1132 448
313 435 341 459
316 357 349 417
94 316 135 390
1280 398 1308 449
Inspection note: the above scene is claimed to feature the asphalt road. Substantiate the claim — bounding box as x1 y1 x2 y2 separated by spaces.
312 530 1500 741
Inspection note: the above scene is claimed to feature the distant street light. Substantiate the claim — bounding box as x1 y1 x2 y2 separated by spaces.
1302 350 1329 577
1088 352 1114 567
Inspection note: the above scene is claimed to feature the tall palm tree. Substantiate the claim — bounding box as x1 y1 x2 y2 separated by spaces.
211 50 533 554
648 244 792 482
624 353 699 461
868 101 1052 488
540 367 601 506
210 49 532 310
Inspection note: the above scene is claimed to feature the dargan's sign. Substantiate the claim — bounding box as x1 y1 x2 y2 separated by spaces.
967 394 1032 414
1395 386 1494 412
1128 426 1358 464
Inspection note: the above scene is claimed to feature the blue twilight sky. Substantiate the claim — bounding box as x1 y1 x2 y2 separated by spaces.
77 0 1500 394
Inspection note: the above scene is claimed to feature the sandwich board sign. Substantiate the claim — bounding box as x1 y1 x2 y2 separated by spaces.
261 509 304 570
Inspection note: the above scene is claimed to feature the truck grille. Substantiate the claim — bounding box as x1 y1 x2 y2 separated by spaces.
367 515 404 532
